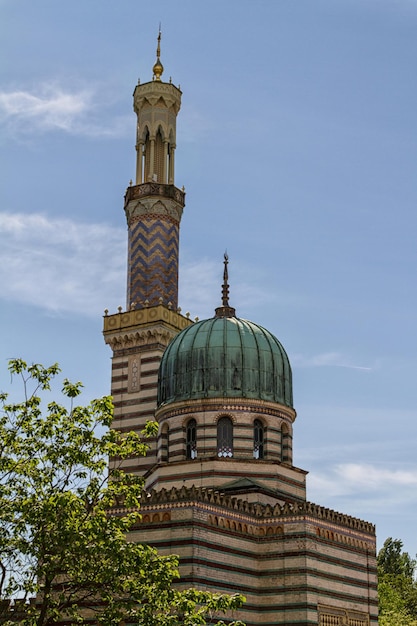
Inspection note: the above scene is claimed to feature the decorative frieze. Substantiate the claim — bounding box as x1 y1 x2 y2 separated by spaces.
124 183 185 210
103 305 192 352
133 81 182 115
105 327 176 351
125 199 184 226
156 397 296 423
113 484 375 537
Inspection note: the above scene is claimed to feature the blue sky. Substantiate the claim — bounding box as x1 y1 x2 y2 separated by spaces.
1 0 417 558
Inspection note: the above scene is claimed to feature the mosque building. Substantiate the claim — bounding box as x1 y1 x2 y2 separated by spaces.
103 35 378 626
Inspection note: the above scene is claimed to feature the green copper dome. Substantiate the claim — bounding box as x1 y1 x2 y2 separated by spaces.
157 315 293 408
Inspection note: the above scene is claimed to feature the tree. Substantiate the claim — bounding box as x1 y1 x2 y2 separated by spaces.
378 537 417 626
0 359 245 626
378 537 416 580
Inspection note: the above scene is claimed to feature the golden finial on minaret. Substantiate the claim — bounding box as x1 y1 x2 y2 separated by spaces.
152 26 164 81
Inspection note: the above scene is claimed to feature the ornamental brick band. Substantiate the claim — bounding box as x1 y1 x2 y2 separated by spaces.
110 484 375 535
124 182 185 208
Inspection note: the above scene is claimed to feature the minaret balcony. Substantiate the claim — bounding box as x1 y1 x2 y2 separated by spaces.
124 182 185 209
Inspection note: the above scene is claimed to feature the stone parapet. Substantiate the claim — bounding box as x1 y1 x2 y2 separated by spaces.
103 305 192 348
126 484 375 536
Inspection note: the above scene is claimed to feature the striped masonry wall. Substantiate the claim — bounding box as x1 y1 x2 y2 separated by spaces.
103 306 193 477
123 488 377 626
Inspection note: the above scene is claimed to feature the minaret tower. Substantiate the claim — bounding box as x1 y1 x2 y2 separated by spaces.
103 33 192 475
127 29 184 309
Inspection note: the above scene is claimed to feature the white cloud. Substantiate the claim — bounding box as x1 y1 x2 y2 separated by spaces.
293 351 374 370
308 462 417 500
0 86 89 130
0 221 299 322
0 83 130 138
339 463 417 489
0 212 126 316
0 214 243 318
305 461 417 529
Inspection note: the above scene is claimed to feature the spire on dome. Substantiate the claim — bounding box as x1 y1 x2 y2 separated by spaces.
215 252 236 318
152 26 164 81
222 252 230 307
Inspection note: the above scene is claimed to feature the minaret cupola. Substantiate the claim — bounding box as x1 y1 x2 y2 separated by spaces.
133 29 182 187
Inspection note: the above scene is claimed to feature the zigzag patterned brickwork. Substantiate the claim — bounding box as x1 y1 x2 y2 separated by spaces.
127 217 179 308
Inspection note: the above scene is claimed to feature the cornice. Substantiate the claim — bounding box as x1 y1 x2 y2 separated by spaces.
133 81 182 114
125 199 183 226
103 305 193 350
156 397 297 423
110 484 375 536
104 327 176 351
124 183 185 210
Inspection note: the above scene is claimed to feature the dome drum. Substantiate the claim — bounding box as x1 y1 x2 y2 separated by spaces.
154 406 294 467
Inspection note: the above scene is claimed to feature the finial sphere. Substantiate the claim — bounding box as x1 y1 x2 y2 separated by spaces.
153 28 164 80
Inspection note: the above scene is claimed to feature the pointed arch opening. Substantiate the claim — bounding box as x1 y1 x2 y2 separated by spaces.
154 126 165 182
142 127 151 182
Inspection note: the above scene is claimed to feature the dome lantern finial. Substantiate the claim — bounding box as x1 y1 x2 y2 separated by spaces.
152 26 164 81
215 252 236 318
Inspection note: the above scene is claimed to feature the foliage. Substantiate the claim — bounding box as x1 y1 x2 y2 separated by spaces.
0 359 245 626
378 537 416 580
378 537 417 626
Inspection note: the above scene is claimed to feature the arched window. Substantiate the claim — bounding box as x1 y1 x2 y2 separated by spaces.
186 418 197 459
143 128 150 182
253 419 264 459
217 416 233 457
154 127 164 182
